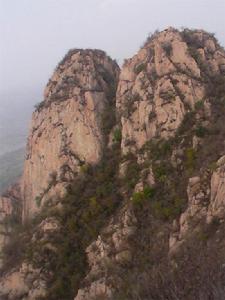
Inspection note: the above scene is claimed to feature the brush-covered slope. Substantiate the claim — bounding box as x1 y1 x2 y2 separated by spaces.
74 28 225 300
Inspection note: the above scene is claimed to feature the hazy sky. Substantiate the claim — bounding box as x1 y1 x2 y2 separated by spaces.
1 0 225 98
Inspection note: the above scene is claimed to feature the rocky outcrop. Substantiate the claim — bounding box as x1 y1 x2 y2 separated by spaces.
0 196 13 268
208 156 225 218
0 216 60 299
169 174 209 254
75 205 137 300
0 183 21 268
169 155 225 255
21 49 119 219
116 27 225 154
0 263 46 300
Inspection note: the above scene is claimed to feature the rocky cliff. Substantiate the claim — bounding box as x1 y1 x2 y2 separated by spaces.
1 28 225 300
116 27 224 154
21 49 119 219
0 183 21 269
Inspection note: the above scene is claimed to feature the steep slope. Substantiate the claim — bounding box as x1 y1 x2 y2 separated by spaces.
1 28 225 300
21 49 119 219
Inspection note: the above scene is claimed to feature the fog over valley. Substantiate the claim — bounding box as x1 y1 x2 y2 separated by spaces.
0 89 41 191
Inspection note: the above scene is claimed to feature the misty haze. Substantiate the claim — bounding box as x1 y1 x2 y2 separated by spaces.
0 89 40 191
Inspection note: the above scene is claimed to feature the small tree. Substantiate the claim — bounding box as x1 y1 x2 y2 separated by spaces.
113 128 122 143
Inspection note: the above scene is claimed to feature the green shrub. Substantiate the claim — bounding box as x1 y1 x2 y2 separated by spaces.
134 63 147 74
131 93 140 102
141 138 172 161
206 74 225 99
124 139 136 147
210 216 220 228
188 47 203 65
181 29 204 48
161 42 172 56
159 140 172 157
151 197 184 221
123 159 140 190
34 101 45 111
132 191 145 206
89 197 101 215
80 164 90 174
176 111 195 136
185 148 196 172
122 95 136 118
49 171 57 184
173 197 185 216
132 186 155 207
142 29 160 47
160 90 176 101
113 128 122 143
148 111 156 120
208 161 217 172
35 196 42 208
154 164 167 182
151 201 171 220
194 100 204 110
101 106 116 137
143 186 155 198
195 125 208 138
1 230 27 272
197 231 209 242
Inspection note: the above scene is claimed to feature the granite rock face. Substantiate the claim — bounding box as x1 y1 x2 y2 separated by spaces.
0 183 21 268
169 156 225 255
75 205 137 300
21 49 119 219
0 196 13 268
0 263 46 300
116 28 225 154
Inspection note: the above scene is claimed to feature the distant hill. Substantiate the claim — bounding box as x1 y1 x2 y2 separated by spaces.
0 147 24 193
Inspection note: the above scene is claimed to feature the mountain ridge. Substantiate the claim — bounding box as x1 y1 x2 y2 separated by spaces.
1 27 225 299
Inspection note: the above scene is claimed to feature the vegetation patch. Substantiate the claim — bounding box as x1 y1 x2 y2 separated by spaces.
161 41 173 56
123 156 140 192
195 125 208 138
34 101 45 112
194 99 204 110
131 186 155 207
25 145 122 300
113 128 122 143
134 62 147 74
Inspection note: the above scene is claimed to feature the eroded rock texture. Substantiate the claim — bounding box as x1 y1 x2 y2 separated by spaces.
0 184 21 268
75 205 137 300
116 27 225 154
21 49 119 219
